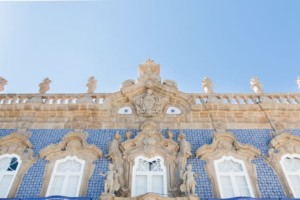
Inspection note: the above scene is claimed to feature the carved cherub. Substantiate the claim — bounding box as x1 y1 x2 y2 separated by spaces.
297 76 300 90
125 128 132 140
250 77 263 94
86 76 97 93
180 164 199 195
0 77 7 92
202 77 213 94
39 78 51 94
100 163 120 195
167 128 174 139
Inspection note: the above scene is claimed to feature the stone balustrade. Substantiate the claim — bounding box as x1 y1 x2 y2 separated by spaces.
0 93 299 105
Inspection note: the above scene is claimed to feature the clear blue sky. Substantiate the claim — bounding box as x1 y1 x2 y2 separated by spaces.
0 0 299 94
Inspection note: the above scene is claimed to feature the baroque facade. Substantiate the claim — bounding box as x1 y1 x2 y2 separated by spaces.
0 60 300 200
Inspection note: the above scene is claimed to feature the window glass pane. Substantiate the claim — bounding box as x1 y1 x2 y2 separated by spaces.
288 175 300 198
235 176 251 197
218 159 242 172
49 175 64 195
57 160 82 173
0 157 12 171
151 175 163 194
220 176 234 198
135 175 147 196
65 175 79 196
0 175 13 198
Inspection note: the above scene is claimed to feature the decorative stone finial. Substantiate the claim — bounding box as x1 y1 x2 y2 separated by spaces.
86 76 97 94
138 59 161 83
250 77 263 94
0 77 8 92
297 76 300 90
39 78 51 94
202 77 213 94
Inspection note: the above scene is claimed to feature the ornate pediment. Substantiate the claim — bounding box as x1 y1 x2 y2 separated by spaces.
196 131 260 161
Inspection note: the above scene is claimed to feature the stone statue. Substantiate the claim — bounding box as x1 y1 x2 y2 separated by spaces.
86 76 97 94
167 128 174 139
39 78 51 94
100 163 120 195
125 129 132 140
180 164 198 195
177 131 192 181
297 76 300 90
202 77 213 94
0 77 7 92
250 77 263 94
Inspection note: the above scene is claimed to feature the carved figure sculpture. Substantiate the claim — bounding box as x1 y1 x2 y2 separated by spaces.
100 163 120 195
0 77 7 92
125 129 132 140
39 78 51 94
177 131 192 182
86 76 97 93
250 77 263 94
180 165 197 195
167 128 174 139
297 76 300 90
202 77 213 94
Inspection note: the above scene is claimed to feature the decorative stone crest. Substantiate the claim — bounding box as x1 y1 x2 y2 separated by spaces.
86 76 97 94
202 77 213 94
39 77 51 94
134 89 167 117
0 76 7 92
250 77 263 94
138 59 161 83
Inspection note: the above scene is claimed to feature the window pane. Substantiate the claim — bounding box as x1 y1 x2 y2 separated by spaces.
0 157 12 171
65 175 80 196
49 175 64 195
0 175 13 198
135 175 147 196
220 176 234 198
288 175 300 198
151 175 163 194
235 176 251 197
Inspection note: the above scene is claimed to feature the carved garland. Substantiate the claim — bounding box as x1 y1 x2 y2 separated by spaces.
0 130 35 197
267 132 300 198
196 131 261 198
39 130 103 196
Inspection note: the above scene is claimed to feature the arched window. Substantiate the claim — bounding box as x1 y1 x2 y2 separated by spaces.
280 155 300 198
214 156 254 198
131 156 167 197
0 154 21 198
46 156 85 197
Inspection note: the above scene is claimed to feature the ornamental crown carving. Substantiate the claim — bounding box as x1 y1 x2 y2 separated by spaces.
133 89 168 117
138 59 161 83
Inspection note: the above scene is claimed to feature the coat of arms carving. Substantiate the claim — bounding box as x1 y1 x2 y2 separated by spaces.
134 89 166 117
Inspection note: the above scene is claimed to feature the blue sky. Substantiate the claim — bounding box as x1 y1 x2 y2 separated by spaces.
0 0 299 94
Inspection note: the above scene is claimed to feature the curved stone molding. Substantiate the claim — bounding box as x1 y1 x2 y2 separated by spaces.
196 131 261 198
121 122 179 196
0 131 35 197
268 132 300 197
39 130 103 197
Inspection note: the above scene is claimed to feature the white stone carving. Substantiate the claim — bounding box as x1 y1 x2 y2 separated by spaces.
250 77 263 94
0 77 7 92
125 129 132 140
138 59 161 82
86 76 97 94
100 163 120 195
167 128 174 140
202 77 213 94
39 78 51 94
134 89 166 117
180 165 197 195
176 131 192 182
297 76 300 90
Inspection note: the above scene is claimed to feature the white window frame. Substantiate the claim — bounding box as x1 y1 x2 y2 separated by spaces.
131 156 167 197
46 156 85 197
214 156 254 198
280 154 300 198
0 154 21 198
